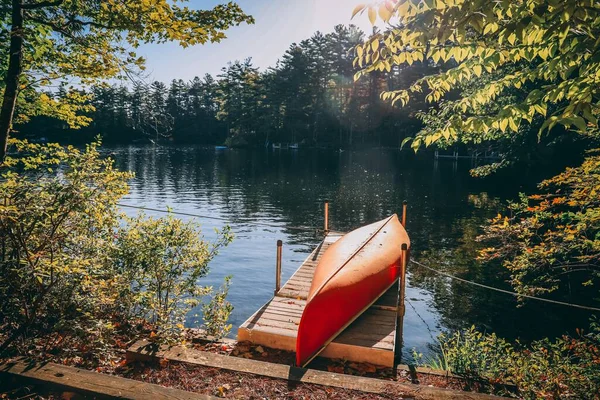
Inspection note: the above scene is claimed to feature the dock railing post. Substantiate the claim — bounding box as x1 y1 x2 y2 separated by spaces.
275 240 283 295
324 201 330 234
395 243 409 365
401 200 408 228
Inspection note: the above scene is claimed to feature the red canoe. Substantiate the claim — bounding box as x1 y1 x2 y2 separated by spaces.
296 214 410 367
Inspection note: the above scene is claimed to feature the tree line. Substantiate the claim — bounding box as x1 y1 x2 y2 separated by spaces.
18 25 433 148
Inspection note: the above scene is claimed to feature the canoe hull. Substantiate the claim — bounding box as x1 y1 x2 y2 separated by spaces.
296 214 410 367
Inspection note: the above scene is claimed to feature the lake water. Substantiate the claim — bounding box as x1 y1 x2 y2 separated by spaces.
110 145 589 359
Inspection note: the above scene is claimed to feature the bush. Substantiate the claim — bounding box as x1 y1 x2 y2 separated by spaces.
113 213 233 342
0 140 234 358
416 324 600 399
413 327 512 382
478 152 600 299
202 276 234 339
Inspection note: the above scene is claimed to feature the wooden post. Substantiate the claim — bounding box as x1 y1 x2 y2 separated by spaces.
395 243 409 364
401 200 407 228
275 240 282 295
324 201 330 233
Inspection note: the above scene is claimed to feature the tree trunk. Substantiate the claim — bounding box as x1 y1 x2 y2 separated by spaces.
0 0 24 163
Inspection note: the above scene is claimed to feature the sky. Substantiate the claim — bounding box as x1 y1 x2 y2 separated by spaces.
137 0 377 83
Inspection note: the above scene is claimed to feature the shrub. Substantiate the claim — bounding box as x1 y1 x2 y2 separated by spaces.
113 213 233 341
0 140 131 355
202 276 234 339
0 140 234 358
417 324 600 399
478 152 600 299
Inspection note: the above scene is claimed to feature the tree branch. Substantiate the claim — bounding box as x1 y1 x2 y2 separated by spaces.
66 16 113 30
22 0 63 10
27 15 76 39
26 13 113 35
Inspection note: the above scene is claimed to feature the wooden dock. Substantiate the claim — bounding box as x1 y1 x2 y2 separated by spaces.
238 232 400 367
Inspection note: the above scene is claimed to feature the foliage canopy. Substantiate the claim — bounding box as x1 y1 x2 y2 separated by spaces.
354 0 600 150
0 0 254 160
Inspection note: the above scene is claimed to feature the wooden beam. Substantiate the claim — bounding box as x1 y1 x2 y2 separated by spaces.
127 340 511 400
324 201 329 233
395 243 409 365
275 240 283 295
0 358 215 400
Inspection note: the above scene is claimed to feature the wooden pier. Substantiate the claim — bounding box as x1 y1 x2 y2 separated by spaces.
434 150 502 160
238 231 401 367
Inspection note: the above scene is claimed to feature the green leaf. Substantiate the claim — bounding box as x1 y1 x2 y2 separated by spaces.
571 116 588 132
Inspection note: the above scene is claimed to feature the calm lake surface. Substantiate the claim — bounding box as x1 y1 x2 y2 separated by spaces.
110 145 589 359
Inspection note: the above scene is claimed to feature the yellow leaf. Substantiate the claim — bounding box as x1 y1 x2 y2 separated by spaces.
352 4 366 19
379 4 392 22
499 118 508 132
372 39 379 52
368 7 377 25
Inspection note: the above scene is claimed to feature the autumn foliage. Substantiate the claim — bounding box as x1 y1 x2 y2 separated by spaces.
478 152 600 299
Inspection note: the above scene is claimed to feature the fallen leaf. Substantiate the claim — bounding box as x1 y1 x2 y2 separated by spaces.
216 385 229 397
352 363 377 374
327 365 345 373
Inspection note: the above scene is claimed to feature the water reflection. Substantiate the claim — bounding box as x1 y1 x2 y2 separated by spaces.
109 145 588 357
